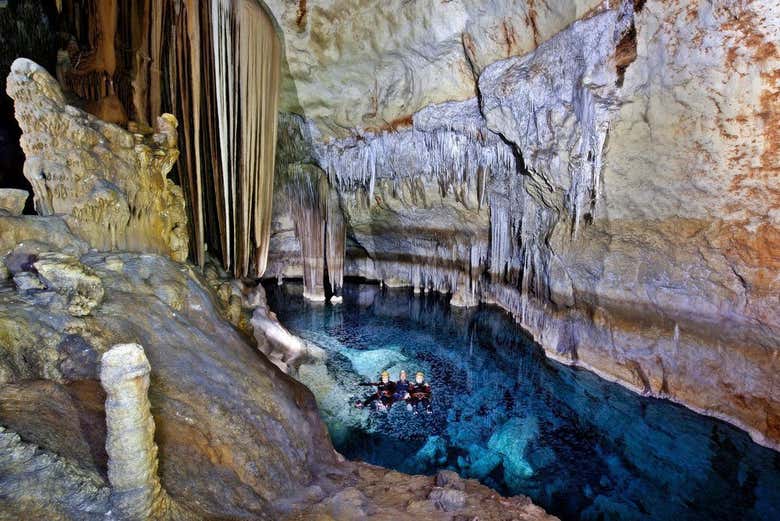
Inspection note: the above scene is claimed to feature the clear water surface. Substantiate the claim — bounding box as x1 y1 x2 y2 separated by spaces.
266 281 780 521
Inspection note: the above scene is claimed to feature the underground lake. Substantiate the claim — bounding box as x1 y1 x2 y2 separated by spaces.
266 280 780 521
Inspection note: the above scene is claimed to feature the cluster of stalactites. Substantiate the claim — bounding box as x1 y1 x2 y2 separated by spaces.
479 7 632 240
343 239 487 308
210 0 281 278
275 5 627 311
120 0 281 278
313 100 516 211
277 97 560 309
487 175 560 320
286 164 345 302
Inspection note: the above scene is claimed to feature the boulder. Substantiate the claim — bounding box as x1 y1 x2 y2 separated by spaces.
32 253 104 317
428 486 468 511
0 189 28 215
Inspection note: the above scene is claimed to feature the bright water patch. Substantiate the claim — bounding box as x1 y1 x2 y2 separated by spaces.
266 281 780 521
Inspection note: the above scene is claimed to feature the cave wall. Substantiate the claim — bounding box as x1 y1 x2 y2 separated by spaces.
267 0 780 449
264 0 607 137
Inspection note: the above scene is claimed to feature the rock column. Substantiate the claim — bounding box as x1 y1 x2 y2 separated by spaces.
100 343 170 521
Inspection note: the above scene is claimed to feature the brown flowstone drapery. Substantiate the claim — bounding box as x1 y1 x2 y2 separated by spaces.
115 0 280 277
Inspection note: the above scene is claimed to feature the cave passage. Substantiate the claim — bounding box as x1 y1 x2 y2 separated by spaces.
266 281 780 521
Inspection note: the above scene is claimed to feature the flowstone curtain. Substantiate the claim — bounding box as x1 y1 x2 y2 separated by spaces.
212 0 281 277
116 0 281 277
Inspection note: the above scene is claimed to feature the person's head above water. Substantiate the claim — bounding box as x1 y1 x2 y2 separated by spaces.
415 371 425 384
399 370 407 381
380 370 390 383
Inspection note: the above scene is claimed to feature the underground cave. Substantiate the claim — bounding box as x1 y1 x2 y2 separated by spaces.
0 0 777 520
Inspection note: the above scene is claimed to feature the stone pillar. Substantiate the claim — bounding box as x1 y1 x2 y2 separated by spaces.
100 343 169 521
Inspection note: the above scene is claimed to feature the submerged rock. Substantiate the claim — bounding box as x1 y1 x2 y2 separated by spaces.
488 417 539 488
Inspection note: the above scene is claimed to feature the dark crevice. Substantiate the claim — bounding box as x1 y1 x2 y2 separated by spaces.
615 22 637 87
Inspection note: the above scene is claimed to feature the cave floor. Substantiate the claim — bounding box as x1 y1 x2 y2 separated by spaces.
266 281 780 521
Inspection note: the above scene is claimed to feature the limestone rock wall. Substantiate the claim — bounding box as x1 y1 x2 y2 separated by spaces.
268 0 780 449
6 58 188 262
263 0 605 139
478 0 780 448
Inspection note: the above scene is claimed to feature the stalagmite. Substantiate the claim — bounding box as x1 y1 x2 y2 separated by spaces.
100 344 175 521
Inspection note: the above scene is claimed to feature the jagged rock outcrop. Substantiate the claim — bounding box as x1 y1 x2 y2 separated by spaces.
268 0 780 450
30 252 104 316
6 58 188 262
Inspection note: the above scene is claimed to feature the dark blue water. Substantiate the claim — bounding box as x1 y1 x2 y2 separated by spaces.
266 281 780 521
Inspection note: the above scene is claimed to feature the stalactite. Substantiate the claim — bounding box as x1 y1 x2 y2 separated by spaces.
200 3 227 263
312 100 515 213
287 164 327 301
112 0 280 276
325 186 346 300
284 163 346 302
164 0 205 266
211 0 237 270
211 0 281 277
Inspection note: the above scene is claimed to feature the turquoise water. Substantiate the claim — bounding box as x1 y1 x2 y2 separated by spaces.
266 281 780 521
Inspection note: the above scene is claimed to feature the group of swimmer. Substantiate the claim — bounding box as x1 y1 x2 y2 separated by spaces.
355 370 432 414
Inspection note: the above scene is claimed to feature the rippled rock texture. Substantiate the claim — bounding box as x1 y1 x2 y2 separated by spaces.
268 0 780 449
6 58 189 261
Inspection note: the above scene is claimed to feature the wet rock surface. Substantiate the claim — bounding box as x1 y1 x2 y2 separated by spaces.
0 213 555 520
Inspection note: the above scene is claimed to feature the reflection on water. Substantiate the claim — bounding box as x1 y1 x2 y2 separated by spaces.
266 281 780 521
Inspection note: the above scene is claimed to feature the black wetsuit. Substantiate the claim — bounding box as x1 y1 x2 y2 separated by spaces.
361 380 396 409
408 381 432 412
393 379 411 401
